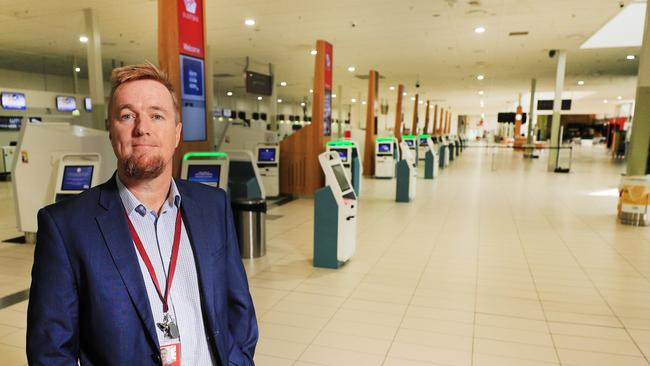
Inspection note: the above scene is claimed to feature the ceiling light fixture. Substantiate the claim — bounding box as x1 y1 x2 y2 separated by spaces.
476 75 485 80
478 90 484 95
389 86 395 91
74 67 81 72
226 91 233 96
244 19 256 26
474 26 486 33
347 66 356 72
351 98 357 103
300 102 306 106
79 36 89 43
410 96 416 101
627 54 636 60
310 49 317 55
309 89 313 93
617 96 623 100
403 92 407 96
280 81 287 87
362 101 367 105
577 80 585 86
603 99 608 103
257 96 263 101
332 94 337 98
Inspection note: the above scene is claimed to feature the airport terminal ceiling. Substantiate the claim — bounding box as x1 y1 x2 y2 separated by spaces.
0 0 642 116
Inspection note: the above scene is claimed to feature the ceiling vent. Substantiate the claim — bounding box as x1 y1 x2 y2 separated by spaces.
213 73 237 78
509 31 529 36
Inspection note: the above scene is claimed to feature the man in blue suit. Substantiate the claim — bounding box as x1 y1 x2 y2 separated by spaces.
27 63 258 365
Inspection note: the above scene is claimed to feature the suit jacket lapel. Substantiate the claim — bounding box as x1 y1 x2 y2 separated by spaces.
95 178 159 349
176 181 218 332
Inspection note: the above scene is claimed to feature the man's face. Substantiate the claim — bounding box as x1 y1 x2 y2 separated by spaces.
108 79 181 180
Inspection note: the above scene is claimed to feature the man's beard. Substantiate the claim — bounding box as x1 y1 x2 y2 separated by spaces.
121 154 166 180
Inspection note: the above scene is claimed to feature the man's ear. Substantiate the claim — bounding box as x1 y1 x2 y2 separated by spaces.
175 121 182 147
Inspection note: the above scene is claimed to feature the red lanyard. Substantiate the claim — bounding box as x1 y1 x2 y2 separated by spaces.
126 208 182 313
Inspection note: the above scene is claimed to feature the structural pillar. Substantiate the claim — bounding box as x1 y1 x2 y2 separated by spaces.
433 104 438 135
527 78 537 145
84 8 106 130
411 94 419 134
423 100 431 133
337 85 343 138
627 2 650 175
363 70 378 177
547 50 567 171
269 63 278 132
394 85 404 140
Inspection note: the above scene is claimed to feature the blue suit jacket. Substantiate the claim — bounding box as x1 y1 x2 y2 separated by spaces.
27 176 258 365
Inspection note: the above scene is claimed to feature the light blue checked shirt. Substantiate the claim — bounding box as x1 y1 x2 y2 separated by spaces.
116 175 216 365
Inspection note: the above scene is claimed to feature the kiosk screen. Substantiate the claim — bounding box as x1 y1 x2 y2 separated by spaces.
187 165 221 187
378 143 391 153
332 164 351 192
420 138 428 145
258 148 276 162
331 148 348 162
405 139 414 147
61 166 94 191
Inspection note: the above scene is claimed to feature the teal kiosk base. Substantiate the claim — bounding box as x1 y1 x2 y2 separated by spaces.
424 151 435 179
439 145 446 168
395 160 411 202
351 157 361 196
314 186 345 269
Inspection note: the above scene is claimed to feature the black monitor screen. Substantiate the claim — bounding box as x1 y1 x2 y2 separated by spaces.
405 139 414 147
420 138 428 145
332 164 351 192
378 143 391 153
258 148 276 162
61 165 94 191
187 165 221 188
331 148 348 162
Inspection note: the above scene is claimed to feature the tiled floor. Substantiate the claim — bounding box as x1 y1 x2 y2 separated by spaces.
2 144 650 365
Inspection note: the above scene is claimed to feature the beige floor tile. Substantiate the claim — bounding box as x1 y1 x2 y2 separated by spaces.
474 324 554 347
388 341 472 366
311 331 392 356
472 353 560 366
298 345 384 366
473 338 559 363
255 337 309 360
556 348 650 366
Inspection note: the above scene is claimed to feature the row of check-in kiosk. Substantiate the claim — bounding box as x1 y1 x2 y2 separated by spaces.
11 121 463 271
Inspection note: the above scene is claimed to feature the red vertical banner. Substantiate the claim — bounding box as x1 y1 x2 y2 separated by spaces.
177 0 204 58
322 42 333 136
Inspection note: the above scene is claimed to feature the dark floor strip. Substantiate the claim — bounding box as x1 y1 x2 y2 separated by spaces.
0 289 30 310
2 236 26 244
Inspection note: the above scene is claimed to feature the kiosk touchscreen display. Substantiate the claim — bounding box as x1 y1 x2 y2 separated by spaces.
258 148 276 162
331 148 348 162
61 166 94 191
405 139 415 148
378 143 391 154
332 164 351 193
420 138 428 145
187 165 221 187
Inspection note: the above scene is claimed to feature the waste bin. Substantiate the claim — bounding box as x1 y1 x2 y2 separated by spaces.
231 198 267 258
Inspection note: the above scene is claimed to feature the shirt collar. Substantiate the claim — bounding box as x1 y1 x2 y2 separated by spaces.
115 174 181 217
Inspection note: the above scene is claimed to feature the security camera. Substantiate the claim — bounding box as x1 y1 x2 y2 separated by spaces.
620 2 625 8
415 81 421 88
548 49 557 58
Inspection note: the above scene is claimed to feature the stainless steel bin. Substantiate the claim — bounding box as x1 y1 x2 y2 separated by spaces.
231 199 267 258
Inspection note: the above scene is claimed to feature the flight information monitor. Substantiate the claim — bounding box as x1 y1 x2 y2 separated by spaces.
378 143 391 153
187 165 221 187
331 148 348 162
1 92 26 110
258 148 276 162
56 96 77 112
332 163 351 193
61 165 94 191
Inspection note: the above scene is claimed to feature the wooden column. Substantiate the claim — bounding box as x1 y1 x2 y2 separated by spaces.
279 40 330 195
411 94 419 134
439 108 445 134
159 0 210 177
446 109 451 134
423 100 430 133
394 84 404 141
433 104 439 135
363 70 378 177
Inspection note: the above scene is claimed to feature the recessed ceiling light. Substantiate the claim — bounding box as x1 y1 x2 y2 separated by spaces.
347 66 356 72
226 91 233 96
309 89 313 93
257 96 263 101
418 100 423 105
603 99 608 103
577 80 585 86
277 98 283 103
478 90 484 95
280 81 287 87
389 86 395 91
79 35 89 43
332 94 337 98
627 54 636 60
351 98 357 103
480 100 485 107
410 96 416 101
362 101 367 105
476 75 485 80
300 102 306 106
474 26 486 33
403 92 407 96
74 67 81 72
617 96 623 100
310 49 317 55
244 19 256 26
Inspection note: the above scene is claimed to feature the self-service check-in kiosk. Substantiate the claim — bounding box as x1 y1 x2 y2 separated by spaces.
255 143 279 197
181 152 230 189
314 151 357 269
402 135 418 166
447 136 456 162
52 153 102 203
436 136 450 168
326 140 362 195
419 134 439 179
375 137 400 179
396 141 417 202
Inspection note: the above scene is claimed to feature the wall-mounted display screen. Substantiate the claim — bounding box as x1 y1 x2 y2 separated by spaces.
378 143 391 153
187 164 221 188
1 92 26 110
332 164 351 193
537 99 572 111
84 97 92 112
61 165 94 191
0 116 22 130
223 109 232 118
56 96 77 112
258 148 276 162
331 148 348 162
245 71 273 96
